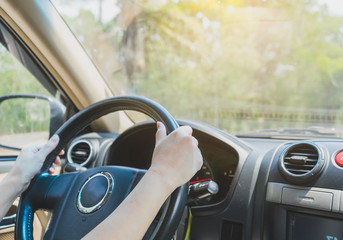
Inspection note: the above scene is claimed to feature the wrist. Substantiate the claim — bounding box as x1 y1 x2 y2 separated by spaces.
1 175 23 203
146 168 177 194
8 165 28 194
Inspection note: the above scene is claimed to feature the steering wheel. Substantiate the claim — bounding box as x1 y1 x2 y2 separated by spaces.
15 96 188 240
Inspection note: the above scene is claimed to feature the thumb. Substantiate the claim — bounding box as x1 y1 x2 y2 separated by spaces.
39 135 60 157
155 122 167 146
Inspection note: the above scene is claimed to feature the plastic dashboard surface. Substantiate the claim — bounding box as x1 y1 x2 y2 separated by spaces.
65 121 343 240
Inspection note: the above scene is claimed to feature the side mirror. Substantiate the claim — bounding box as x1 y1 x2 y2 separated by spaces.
0 94 65 152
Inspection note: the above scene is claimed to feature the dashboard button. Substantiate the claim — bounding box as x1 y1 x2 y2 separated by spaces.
335 151 343 167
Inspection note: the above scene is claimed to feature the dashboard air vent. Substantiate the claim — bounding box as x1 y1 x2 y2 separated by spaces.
279 142 324 183
67 140 93 166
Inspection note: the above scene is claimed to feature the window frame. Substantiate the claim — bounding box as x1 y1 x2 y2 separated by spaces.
0 17 76 159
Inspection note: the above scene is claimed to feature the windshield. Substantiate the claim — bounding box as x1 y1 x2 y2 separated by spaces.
52 0 343 138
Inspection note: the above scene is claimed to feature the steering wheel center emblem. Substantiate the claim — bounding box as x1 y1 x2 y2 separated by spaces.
77 172 114 214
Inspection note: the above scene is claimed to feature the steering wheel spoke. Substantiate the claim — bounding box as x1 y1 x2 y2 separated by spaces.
42 166 146 239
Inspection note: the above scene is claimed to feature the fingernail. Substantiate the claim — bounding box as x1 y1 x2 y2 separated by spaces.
50 135 59 143
156 121 161 128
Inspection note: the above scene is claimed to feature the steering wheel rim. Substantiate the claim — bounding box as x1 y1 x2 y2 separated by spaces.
15 96 188 240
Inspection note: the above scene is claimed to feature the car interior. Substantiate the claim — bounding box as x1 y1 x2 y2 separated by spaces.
1 0 343 239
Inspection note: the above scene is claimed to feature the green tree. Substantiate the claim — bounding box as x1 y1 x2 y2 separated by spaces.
53 0 343 133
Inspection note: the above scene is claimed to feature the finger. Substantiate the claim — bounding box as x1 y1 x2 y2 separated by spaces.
177 125 193 136
49 166 55 175
192 136 199 146
54 156 61 165
195 150 203 172
59 150 65 156
39 135 60 157
155 121 167 145
198 149 203 164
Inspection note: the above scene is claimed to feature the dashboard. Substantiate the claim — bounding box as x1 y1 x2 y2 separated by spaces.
64 120 343 240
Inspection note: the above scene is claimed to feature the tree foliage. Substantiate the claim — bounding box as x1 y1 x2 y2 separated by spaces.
50 0 343 133
0 46 50 135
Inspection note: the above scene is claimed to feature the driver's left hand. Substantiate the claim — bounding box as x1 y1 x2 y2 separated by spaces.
11 135 61 194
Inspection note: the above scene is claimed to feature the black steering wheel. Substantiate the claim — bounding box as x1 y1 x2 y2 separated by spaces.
15 96 188 240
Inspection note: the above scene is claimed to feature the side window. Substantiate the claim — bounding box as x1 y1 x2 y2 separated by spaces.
0 20 65 156
0 44 51 96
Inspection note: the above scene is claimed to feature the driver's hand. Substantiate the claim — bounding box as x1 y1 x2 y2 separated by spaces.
149 122 203 191
11 135 61 193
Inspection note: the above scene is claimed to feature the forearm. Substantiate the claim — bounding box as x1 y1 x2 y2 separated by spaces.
83 170 174 240
83 124 202 239
0 168 24 220
0 135 60 221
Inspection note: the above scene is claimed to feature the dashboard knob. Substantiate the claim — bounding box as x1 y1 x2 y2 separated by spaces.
188 180 219 205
